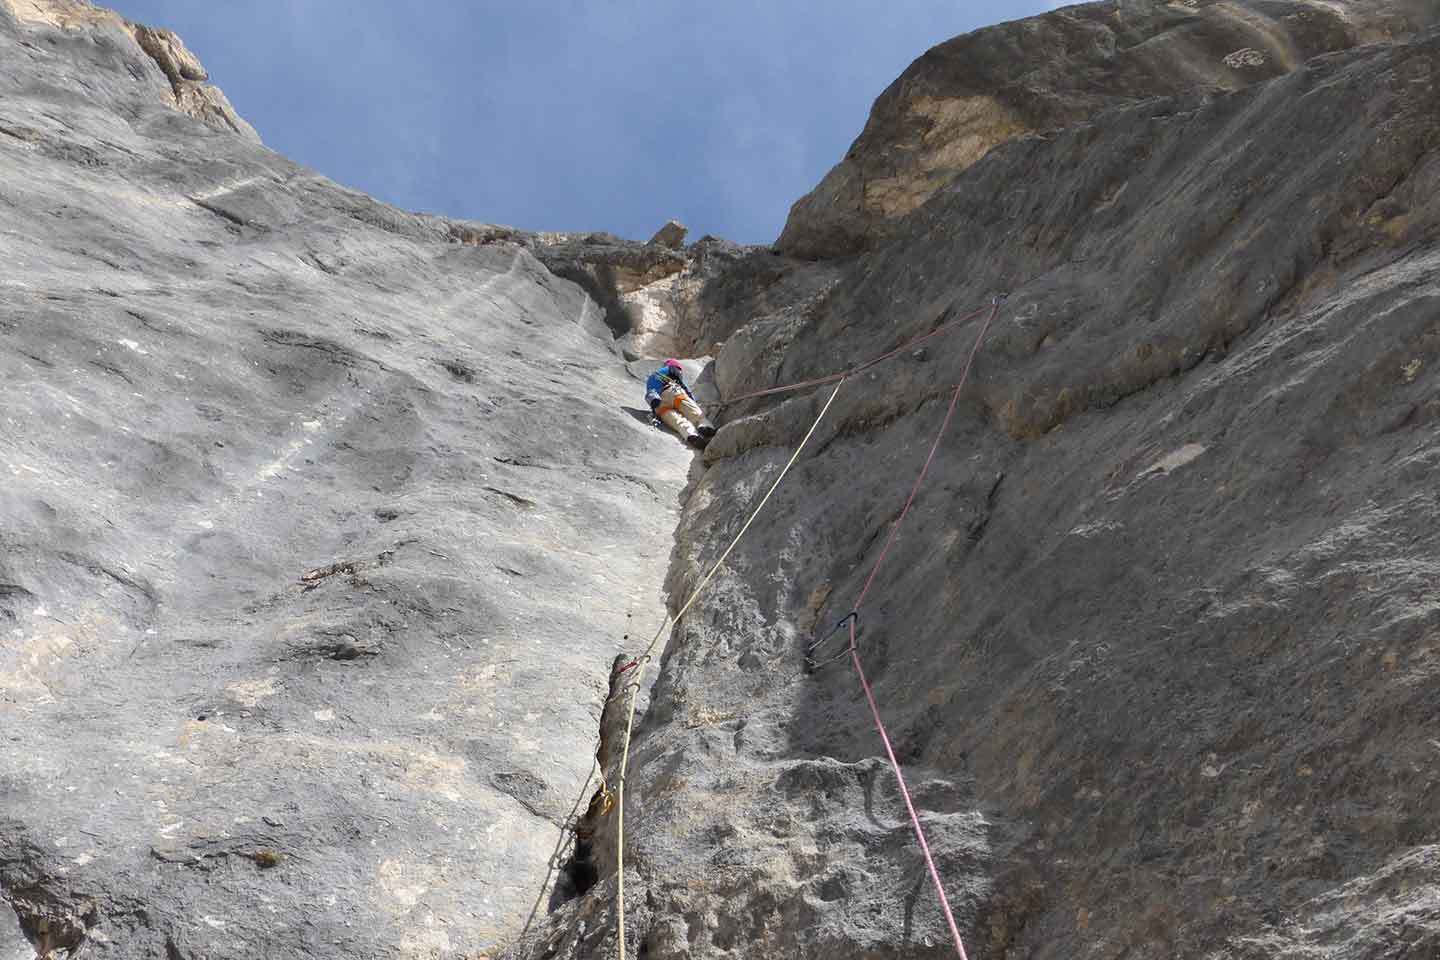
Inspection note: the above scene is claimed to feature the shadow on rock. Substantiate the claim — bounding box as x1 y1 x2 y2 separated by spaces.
620 405 659 427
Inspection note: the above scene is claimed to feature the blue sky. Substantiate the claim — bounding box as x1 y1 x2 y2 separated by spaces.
112 2 1065 244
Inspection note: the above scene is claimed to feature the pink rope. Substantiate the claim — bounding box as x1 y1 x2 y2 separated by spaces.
850 619 970 960
719 304 990 406
846 298 999 959
855 300 999 608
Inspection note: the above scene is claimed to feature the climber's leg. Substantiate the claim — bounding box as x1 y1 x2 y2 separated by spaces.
657 399 697 442
675 392 714 437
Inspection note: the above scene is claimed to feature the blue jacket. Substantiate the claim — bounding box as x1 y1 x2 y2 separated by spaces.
645 367 693 409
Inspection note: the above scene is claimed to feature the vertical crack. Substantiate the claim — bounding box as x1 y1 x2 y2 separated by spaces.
550 654 637 908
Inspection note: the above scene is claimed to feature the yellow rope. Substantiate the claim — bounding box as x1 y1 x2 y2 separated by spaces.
614 379 845 960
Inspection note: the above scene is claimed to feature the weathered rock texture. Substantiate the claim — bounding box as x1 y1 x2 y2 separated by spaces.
0 5 690 958
5 1 1440 959
525 232 688 347
778 0 1440 259
1 0 259 142
513 11 1440 960
647 220 688 250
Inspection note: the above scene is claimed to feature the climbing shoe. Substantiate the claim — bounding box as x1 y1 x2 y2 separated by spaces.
697 424 717 438
685 434 708 450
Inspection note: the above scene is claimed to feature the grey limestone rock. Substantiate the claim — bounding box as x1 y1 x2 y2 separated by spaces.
527 233 689 340
0 0 259 142
517 15 1440 960
5 0 1440 959
0 5 690 958
647 220 688 250
776 0 1440 259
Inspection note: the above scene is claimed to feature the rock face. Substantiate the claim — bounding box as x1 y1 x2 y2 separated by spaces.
671 238 845 357
129 23 260 142
4 1 1440 959
514 13 1440 960
526 232 688 345
777 0 1440 259
0 6 688 958
2 0 260 142
0 0 260 142
647 220 688 250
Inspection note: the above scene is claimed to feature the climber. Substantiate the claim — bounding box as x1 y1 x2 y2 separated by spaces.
645 359 715 449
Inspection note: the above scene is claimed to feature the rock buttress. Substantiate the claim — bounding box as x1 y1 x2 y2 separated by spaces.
517 20 1440 960
0 4 689 956
777 0 1440 259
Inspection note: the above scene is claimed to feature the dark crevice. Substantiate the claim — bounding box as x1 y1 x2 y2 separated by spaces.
187 196 251 229
485 487 538 509
550 654 634 910
300 252 340 276
88 358 134 385
438 358 478 382
967 470 1006 543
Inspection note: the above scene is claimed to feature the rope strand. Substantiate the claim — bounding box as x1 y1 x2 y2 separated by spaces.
601 294 1000 960
615 379 846 960
855 300 1000 609
844 298 999 959
850 617 969 959
716 304 989 407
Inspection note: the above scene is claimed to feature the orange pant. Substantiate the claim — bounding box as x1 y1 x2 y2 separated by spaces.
656 386 709 439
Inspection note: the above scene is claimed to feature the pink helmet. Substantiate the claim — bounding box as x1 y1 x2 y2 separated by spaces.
663 358 683 373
